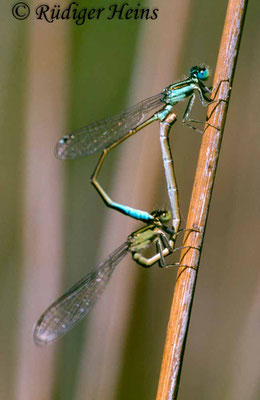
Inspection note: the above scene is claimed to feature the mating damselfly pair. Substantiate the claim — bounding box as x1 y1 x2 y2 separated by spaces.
34 65 213 345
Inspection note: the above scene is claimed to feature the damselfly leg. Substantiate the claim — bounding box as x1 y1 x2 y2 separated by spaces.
184 78 231 133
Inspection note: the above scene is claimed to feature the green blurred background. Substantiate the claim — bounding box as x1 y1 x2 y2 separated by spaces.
1 0 259 399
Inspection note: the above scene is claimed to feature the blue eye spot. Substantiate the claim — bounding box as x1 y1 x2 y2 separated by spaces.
190 66 209 81
198 68 209 80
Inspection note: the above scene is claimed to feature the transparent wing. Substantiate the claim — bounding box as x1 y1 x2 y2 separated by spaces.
55 93 163 159
34 242 129 345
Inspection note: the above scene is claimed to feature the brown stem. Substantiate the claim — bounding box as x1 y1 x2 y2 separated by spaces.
156 0 248 399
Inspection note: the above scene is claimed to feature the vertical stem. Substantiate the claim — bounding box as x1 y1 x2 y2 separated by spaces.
156 0 248 399
15 2 68 399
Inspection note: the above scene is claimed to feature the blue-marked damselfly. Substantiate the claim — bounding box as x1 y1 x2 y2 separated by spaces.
55 66 213 235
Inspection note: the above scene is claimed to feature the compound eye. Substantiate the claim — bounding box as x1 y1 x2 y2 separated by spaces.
198 68 209 80
160 211 171 223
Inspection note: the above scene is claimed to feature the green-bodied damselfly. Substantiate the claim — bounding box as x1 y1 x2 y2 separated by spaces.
55 66 213 235
34 210 177 345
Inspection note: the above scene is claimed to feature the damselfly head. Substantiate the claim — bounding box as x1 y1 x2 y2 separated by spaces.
190 65 210 81
151 209 171 224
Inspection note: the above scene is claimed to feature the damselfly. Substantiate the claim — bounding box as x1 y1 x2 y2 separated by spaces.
55 66 212 235
34 210 176 345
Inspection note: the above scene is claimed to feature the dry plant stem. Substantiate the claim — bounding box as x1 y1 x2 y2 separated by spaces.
156 0 248 399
